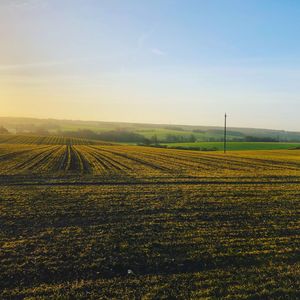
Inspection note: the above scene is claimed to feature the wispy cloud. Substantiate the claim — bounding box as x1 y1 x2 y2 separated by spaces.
1 0 47 9
151 48 166 56
0 52 130 70
0 59 77 71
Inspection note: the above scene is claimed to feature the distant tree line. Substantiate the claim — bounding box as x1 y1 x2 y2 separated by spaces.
60 129 148 143
163 126 185 131
4 124 300 144
244 136 278 142
192 129 205 133
164 134 196 143
15 123 59 134
56 129 198 144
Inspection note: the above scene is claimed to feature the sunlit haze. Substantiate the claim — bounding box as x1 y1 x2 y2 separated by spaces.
1 0 300 130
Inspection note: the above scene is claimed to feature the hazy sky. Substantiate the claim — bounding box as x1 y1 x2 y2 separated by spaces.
1 0 300 129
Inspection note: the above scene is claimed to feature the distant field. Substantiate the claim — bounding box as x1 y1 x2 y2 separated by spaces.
3 116 300 143
2 142 300 177
163 141 300 151
2 134 300 151
136 128 243 141
1 139 300 298
0 134 111 145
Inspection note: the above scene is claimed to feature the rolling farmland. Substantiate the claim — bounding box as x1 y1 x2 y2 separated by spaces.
0 134 111 145
2 142 300 178
1 137 300 299
163 141 300 151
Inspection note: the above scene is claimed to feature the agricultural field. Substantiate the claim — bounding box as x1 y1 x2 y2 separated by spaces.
163 141 300 151
0 134 109 145
1 138 300 299
3 116 300 143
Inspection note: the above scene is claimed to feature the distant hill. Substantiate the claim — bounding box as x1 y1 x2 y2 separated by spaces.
0 117 299 143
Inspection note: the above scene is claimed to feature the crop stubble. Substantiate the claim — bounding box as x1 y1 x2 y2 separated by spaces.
0 139 299 298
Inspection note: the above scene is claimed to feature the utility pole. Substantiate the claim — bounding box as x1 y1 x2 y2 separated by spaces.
224 113 227 154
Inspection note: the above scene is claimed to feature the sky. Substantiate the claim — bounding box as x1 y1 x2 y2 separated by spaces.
1 0 300 130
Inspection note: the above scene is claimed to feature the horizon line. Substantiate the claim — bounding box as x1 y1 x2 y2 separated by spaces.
0 115 298 133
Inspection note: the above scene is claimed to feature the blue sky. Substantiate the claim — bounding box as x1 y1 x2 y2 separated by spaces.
1 0 300 130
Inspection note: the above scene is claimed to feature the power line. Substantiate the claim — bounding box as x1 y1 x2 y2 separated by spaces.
224 113 227 154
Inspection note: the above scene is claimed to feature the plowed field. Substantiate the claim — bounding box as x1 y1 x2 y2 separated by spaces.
1 138 299 299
